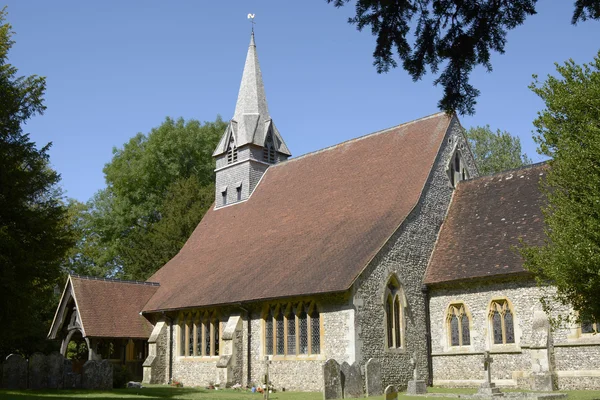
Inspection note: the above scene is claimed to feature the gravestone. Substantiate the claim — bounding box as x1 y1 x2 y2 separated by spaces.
529 311 555 391
99 360 113 389
407 352 427 395
28 352 49 389
340 362 364 398
63 358 81 389
82 360 112 389
2 354 27 389
365 358 383 397
47 352 64 389
476 351 503 397
323 359 343 400
385 384 398 400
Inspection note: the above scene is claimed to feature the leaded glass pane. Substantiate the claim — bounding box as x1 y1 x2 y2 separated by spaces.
492 311 503 344
287 315 296 355
386 296 393 348
180 324 186 356
504 310 515 344
394 296 402 348
461 315 470 345
276 311 284 355
196 322 203 356
582 321 594 334
450 315 459 346
188 322 194 356
299 310 308 354
310 310 320 354
214 320 220 356
204 323 210 356
265 315 273 355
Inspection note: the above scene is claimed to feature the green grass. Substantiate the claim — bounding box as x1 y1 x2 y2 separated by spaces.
0 386 599 400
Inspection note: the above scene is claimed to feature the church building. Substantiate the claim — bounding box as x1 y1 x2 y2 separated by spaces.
49 33 600 391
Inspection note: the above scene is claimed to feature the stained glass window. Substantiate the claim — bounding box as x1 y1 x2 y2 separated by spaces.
265 311 273 355
204 323 210 356
461 314 470 345
287 314 296 355
310 309 320 354
504 310 515 344
386 296 394 348
492 311 503 344
299 309 308 354
450 315 460 346
394 296 402 348
213 320 220 356
276 310 284 355
196 322 203 356
188 321 194 356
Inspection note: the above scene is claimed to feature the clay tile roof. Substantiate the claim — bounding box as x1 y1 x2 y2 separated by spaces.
143 112 452 313
71 276 159 338
424 163 548 285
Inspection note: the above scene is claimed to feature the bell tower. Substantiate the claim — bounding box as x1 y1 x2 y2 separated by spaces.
213 32 291 208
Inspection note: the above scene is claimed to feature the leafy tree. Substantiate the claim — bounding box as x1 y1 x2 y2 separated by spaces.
521 51 600 324
465 125 532 175
65 117 225 280
327 0 600 115
0 8 72 357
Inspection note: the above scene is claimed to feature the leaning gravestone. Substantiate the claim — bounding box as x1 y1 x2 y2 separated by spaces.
47 352 64 389
28 352 49 389
341 362 364 398
365 358 383 397
385 384 398 400
2 354 27 389
323 359 343 399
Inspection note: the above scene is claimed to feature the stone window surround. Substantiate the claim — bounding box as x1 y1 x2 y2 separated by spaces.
566 314 600 343
446 141 469 188
446 302 472 349
176 310 222 361
262 301 325 360
383 273 406 353
488 297 519 350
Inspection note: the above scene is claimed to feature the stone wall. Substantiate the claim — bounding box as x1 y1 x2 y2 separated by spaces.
352 116 478 390
429 278 600 389
143 320 169 384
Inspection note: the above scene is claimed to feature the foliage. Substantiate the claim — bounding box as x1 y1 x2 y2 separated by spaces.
64 117 226 280
112 365 134 389
66 340 88 361
465 125 532 175
327 0 600 115
521 51 600 324
0 7 72 358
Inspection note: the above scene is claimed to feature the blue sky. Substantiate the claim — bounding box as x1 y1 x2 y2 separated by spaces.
4 1 600 202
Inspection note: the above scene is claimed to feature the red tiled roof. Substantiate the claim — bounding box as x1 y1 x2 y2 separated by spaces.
424 163 548 285
71 276 158 338
143 113 452 313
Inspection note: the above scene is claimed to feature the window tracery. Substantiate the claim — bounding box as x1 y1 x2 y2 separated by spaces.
384 276 404 349
447 303 471 347
489 299 516 345
178 311 221 358
264 301 321 357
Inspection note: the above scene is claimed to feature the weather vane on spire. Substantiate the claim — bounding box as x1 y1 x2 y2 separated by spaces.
247 13 256 34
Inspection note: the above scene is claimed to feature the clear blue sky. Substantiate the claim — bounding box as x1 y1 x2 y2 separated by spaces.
4 1 600 202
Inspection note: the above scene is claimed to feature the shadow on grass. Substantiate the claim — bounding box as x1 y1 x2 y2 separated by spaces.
0 386 206 399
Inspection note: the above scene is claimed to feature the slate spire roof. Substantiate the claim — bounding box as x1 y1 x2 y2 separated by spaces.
213 32 290 156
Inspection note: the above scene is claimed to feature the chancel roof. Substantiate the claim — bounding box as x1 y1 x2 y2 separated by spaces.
143 112 452 313
424 163 548 285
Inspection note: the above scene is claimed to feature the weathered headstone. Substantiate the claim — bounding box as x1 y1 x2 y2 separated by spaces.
63 358 81 389
2 354 27 389
407 352 427 395
99 360 113 390
529 311 555 391
476 351 503 397
365 358 383 397
81 360 99 389
28 352 49 389
47 352 64 389
323 359 343 400
385 384 398 400
340 362 364 398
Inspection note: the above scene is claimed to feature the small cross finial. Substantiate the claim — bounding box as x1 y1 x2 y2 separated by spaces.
247 13 256 34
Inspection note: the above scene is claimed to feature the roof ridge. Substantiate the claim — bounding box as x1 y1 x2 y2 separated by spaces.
460 161 549 183
270 111 448 167
70 274 160 287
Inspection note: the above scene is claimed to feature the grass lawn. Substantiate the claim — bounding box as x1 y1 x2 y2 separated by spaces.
0 386 599 400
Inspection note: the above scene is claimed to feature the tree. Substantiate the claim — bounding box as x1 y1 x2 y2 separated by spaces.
521 51 600 324
465 125 532 175
0 8 72 357
64 117 226 280
327 0 600 115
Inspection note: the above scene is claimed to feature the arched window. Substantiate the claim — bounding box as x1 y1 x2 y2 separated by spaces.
489 299 516 345
227 136 238 164
447 303 471 347
310 306 321 355
298 306 308 355
263 131 276 163
449 150 467 187
286 306 296 355
384 276 404 349
275 307 285 355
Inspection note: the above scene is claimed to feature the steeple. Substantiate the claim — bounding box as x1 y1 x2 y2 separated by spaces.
213 33 291 208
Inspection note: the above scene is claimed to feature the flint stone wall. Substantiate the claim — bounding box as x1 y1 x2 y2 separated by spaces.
352 117 478 390
429 279 600 389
